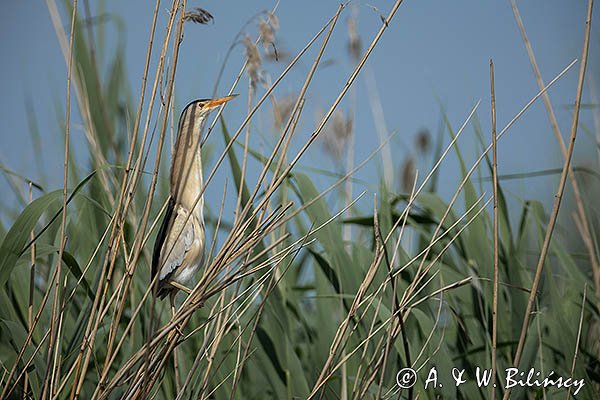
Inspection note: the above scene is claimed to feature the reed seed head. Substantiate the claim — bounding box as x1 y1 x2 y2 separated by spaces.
347 16 362 62
273 94 296 130
259 12 280 61
244 35 262 87
400 157 416 192
415 128 431 154
267 12 280 30
322 109 353 162
183 7 214 24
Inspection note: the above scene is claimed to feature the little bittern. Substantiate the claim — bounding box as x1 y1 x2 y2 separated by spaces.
152 95 236 300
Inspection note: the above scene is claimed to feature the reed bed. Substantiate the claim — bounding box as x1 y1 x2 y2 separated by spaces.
1 1 598 399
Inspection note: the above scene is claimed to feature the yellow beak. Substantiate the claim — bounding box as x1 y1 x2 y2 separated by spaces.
206 94 238 109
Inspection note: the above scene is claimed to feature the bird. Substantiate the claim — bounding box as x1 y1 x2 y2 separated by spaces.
151 95 236 302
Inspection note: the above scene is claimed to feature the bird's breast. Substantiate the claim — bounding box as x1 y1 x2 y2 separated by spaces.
169 211 205 286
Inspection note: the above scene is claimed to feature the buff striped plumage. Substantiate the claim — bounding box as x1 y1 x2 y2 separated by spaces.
152 96 235 299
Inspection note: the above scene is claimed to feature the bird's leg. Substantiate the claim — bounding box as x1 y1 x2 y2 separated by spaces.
170 293 182 393
169 291 185 335
168 280 192 294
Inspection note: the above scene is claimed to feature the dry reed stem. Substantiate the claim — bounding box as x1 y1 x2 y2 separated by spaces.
103 16 177 400
103 190 357 395
24 183 35 399
97 0 168 373
86 2 185 398
490 59 499 400
353 294 383 396
170 302 181 393
255 5 343 282
591 78 600 165
154 8 342 296
503 1 593 399
308 104 483 397
278 0 405 211
567 284 587 399
218 196 362 395
218 7 345 239
128 19 181 390
329 193 488 383
116 19 346 378
378 174 421 397
511 0 600 314
43 1 77 397
267 9 339 189
228 233 312 398
411 289 446 371
59 3 162 390
126 214 310 398
399 196 490 308
400 58 576 315
310 233 479 399
49 210 129 393
60 0 166 396
373 181 413 400
101 215 283 393
234 78 253 223
196 291 239 398
42 56 556 394
5 329 52 398
3 209 116 398
6 0 586 397
0 1 82 399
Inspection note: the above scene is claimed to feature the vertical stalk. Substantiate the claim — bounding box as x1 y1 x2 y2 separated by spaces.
41 1 77 398
503 2 593 399
24 182 35 399
490 59 499 400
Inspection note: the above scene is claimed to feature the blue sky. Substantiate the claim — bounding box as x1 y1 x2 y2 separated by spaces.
1 1 598 227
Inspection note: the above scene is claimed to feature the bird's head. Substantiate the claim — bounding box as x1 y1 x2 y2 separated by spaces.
178 95 238 136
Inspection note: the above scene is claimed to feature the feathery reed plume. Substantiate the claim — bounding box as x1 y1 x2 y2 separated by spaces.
259 12 279 61
415 128 431 154
267 11 279 30
259 21 275 50
400 157 416 192
243 35 262 87
347 16 362 62
322 109 353 162
272 94 296 130
183 7 214 25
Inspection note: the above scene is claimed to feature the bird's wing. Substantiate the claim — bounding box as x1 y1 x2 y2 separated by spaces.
152 201 196 284
151 197 175 280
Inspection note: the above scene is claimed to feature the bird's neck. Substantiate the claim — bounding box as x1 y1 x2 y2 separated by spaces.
171 116 205 216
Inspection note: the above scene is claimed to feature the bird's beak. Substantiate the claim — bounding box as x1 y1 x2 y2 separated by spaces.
206 94 238 109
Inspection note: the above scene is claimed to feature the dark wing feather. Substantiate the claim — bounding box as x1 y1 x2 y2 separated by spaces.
152 197 175 298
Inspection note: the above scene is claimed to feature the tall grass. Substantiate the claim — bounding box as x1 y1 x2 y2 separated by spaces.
1 1 598 399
